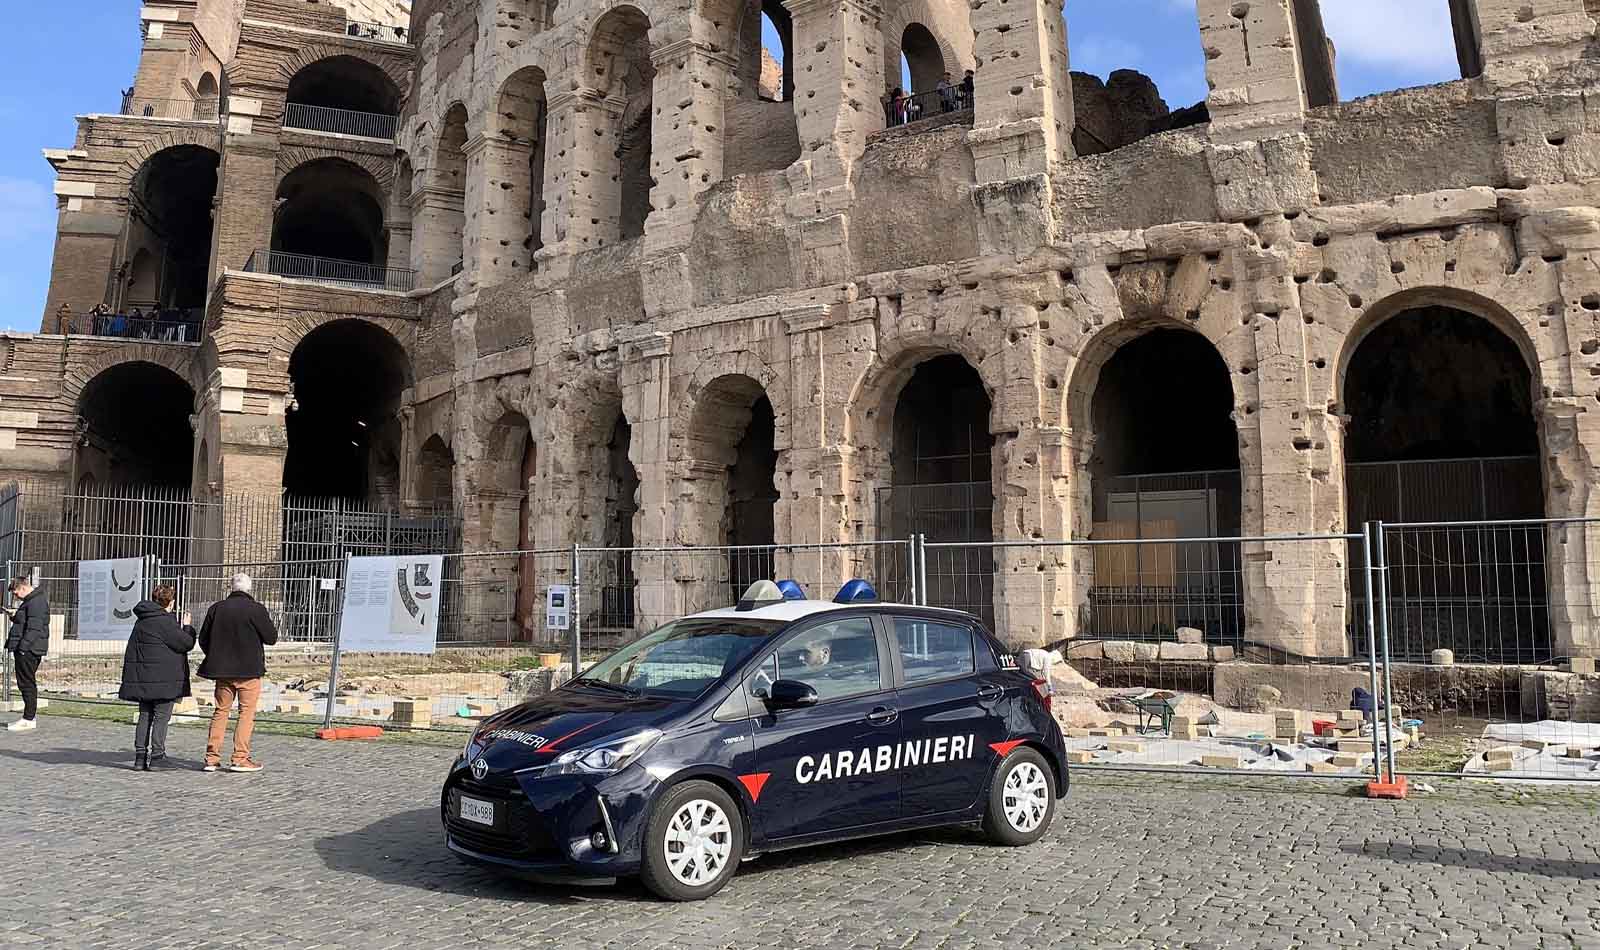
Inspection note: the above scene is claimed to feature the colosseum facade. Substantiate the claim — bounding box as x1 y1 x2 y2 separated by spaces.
6 0 1600 658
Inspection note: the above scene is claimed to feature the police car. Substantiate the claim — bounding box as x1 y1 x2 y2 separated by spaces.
441 579 1069 901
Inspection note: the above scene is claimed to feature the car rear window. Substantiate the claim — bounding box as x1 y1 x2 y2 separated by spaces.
894 617 975 684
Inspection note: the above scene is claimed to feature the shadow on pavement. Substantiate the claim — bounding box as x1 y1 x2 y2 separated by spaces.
313 808 654 904
0 745 136 771
1345 843 1600 880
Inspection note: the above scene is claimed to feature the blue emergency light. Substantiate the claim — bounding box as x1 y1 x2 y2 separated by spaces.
833 579 878 604
776 580 806 600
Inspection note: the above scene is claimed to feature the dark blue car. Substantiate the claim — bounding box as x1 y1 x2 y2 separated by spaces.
441 581 1069 900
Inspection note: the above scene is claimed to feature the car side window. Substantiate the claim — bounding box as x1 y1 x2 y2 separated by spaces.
747 653 779 699
894 617 976 685
774 616 882 702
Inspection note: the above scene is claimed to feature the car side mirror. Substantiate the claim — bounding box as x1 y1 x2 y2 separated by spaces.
764 679 819 711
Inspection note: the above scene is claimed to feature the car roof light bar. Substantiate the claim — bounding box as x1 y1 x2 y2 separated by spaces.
736 580 786 611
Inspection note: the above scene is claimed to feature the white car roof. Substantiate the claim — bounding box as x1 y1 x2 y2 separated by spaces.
686 599 969 624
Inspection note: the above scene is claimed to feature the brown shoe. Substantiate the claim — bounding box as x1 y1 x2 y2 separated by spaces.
228 759 263 773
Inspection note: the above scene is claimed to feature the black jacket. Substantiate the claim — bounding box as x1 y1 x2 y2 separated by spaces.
119 601 197 702
197 591 278 680
4 588 49 656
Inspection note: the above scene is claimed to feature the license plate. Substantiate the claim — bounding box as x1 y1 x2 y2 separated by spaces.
458 795 496 826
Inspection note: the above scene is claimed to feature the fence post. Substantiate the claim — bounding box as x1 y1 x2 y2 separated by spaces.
1361 523 1383 778
916 534 929 606
907 537 918 606
322 553 352 729
1371 521 1399 781
570 544 583 676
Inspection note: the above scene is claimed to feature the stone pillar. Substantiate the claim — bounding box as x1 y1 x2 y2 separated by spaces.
132 6 191 102
967 0 1074 180
412 173 465 287
644 40 734 252
211 133 277 276
469 136 537 285
1199 0 1308 145
41 196 121 324
1472 0 1594 87
208 367 288 566
536 90 625 272
781 0 886 197
620 333 673 626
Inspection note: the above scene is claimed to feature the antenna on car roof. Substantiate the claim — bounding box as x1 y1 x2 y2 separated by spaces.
736 580 786 611
833 579 878 604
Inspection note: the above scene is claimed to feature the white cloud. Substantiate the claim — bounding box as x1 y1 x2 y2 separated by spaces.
0 176 55 242
1319 0 1458 74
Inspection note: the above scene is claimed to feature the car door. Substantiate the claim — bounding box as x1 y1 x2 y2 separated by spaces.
890 614 1011 818
746 613 902 841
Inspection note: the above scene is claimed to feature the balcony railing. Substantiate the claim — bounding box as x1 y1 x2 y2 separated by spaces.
67 312 206 344
245 250 416 293
119 94 221 123
883 87 973 128
283 102 398 140
344 20 411 44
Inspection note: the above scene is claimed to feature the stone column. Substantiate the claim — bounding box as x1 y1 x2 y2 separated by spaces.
132 6 191 102
781 0 886 197
620 333 673 626
462 132 538 289
1199 0 1308 145
411 172 465 287
535 90 625 274
207 367 288 566
211 132 277 277
967 0 1074 180
644 40 735 252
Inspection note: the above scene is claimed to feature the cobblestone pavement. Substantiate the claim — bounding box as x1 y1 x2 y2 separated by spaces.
3 716 1599 950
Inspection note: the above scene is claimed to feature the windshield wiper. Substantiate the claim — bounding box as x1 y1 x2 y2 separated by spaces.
571 678 642 698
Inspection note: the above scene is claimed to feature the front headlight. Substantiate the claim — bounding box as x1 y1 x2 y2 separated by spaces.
462 721 485 762
544 729 663 777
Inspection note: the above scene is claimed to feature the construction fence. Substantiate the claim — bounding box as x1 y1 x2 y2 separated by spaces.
2 522 1598 783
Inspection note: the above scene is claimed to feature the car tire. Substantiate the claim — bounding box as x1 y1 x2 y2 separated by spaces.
982 746 1056 846
640 780 745 901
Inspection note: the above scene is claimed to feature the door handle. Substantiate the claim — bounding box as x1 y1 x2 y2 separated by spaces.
866 706 898 726
977 685 1004 702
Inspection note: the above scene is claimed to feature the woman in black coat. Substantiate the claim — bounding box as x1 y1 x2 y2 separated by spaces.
118 585 196 771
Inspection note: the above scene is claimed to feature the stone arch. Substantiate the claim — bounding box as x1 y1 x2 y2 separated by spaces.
277 45 410 96
1064 315 1240 436
62 347 200 408
272 314 416 388
111 132 222 200
413 433 457 505
487 66 549 272
880 0 971 94
273 156 390 266
276 147 395 192
72 358 197 489
583 4 656 243
1333 286 1541 412
846 327 1000 454
675 351 787 451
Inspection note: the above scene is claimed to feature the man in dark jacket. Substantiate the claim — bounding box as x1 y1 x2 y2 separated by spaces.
4 575 49 732
198 573 278 772
120 585 197 771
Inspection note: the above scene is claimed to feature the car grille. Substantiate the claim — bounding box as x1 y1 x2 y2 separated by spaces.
445 780 559 862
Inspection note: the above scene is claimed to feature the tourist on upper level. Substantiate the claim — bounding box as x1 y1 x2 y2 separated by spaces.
54 303 74 335
961 70 975 109
938 73 957 113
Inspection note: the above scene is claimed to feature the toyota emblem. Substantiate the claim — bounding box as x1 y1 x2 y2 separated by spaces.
471 756 488 781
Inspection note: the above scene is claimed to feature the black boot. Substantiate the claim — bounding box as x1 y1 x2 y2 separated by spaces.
133 753 149 772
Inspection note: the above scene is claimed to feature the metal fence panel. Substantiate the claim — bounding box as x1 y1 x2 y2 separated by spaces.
922 532 1385 779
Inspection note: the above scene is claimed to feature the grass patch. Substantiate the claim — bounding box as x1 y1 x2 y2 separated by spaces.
1396 735 1472 775
37 696 464 748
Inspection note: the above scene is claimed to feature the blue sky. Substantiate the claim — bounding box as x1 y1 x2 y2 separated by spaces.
2 2 1459 332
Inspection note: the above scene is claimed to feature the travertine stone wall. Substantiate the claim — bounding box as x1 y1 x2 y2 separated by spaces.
21 0 1600 658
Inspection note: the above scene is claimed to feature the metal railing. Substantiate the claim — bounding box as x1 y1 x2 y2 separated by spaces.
120 94 220 123
68 313 205 344
343 20 411 44
283 102 398 140
883 87 973 128
244 249 415 292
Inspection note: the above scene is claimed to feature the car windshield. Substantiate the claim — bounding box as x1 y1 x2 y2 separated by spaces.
570 617 786 699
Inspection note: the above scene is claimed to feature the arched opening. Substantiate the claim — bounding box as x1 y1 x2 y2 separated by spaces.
414 435 456 506
1343 303 1544 661
686 375 777 606
120 144 219 314
603 413 640 627
1085 328 1241 641
195 72 220 118
587 6 654 243
757 3 793 101
287 56 400 112
1065 5 1209 153
495 67 548 272
75 362 195 488
273 158 387 268
437 103 469 271
877 354 994 620
285 321 410 501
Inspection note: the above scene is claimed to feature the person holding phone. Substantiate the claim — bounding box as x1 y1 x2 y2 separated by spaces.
3 575 49 732
118 584 197 771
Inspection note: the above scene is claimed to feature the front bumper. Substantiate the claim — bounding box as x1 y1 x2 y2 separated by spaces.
440 757 658 877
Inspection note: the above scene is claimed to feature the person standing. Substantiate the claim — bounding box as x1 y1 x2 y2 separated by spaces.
197 573 278 772
937 72 956 113
118 585 196 771
3 576 49 732
960 69 975 109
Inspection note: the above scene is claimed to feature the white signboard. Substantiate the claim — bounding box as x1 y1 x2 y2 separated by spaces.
77 557 143 641
546 584 571 631
336 554 445 654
